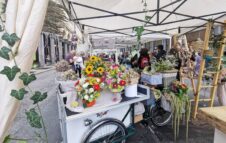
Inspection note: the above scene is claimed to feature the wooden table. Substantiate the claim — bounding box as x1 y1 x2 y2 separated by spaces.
198 106 226 143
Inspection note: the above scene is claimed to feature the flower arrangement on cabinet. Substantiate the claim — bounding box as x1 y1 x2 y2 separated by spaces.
105 64 127 93
75 77 105 107
83 56 107 77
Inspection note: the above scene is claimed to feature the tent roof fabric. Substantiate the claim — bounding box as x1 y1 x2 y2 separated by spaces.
66 0 226 36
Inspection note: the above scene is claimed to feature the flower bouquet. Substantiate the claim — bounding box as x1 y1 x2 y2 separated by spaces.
83 56 107 78
63 69 79 80
170 81 189 98
124 69 140 97
126 69 140 85
75 77 104 108
105 64 127 101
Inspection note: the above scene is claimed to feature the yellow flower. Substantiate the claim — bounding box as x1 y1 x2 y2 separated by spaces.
86 65 93 75
97 57 102 61
94 92 100 97
89 77 96 85
97 67 104 74
90 56 98 62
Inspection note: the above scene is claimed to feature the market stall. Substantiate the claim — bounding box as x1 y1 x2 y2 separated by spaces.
55 55 151 143
58 0 226 142
57 84 150 143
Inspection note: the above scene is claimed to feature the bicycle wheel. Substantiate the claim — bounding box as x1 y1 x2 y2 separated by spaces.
82 118 127 143
150 105 172 127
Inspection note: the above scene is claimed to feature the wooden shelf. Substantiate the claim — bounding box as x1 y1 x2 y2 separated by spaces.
201 85 214 88
190 98 211 102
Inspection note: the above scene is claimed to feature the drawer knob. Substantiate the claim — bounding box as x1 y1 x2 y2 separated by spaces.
84 119 93 126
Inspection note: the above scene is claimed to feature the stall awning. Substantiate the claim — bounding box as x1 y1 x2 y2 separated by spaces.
65 0 226 36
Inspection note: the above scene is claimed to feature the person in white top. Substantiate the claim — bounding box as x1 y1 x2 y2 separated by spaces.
73 53 84 78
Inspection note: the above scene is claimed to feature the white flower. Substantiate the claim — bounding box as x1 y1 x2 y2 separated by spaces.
90 94 94 98
84 95 89 100
96 78 100 82
80 78 85 84
83 83 89 88
89 88 94 93
100 83 105 88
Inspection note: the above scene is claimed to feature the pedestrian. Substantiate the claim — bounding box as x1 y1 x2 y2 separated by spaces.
155 44 166 60
73 53 84 78
168 42 182 80
66 50 76 67
194 51 201 76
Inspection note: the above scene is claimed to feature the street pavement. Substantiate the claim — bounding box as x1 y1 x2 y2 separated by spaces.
9 69 215 143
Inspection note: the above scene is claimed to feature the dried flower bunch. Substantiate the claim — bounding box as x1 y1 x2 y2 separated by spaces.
55 60 71 72
63 69 78 80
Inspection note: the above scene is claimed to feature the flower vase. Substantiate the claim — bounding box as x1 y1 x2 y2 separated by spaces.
83 100 96 108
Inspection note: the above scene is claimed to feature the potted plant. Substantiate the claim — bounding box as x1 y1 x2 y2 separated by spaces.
125 69 140 97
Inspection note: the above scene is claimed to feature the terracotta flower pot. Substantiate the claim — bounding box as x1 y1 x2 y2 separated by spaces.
83 100 96 108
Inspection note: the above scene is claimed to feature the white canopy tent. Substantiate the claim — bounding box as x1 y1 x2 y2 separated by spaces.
64 0 226 37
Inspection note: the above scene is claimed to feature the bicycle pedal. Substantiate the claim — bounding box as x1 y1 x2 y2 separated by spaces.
140 120 149 127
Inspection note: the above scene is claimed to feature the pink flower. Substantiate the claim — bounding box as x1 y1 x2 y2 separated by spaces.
112 65 119 69
106 79 112 85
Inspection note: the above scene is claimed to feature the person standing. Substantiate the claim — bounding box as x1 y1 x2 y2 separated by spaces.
66 50 76 70
138 48 150 70
155 44 166 60
73 53 84 78
168 42 182 80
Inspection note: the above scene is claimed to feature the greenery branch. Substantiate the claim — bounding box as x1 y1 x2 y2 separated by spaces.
0 2 48 143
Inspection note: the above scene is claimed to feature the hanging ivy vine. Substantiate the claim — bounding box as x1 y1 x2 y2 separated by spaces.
0 1 48 143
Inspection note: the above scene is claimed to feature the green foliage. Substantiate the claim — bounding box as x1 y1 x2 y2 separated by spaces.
0 25 3 32
167 91 190 141
145 16 151 21
133 26 144 41
0 46 11 60
0 66 20 81
3 135 11 143
19 73 37 86
2 33 20 46
31 91 48 104
0 5 48 141
18 141 27 143
26 108 42 129
0 1 7 14
10 88 28 100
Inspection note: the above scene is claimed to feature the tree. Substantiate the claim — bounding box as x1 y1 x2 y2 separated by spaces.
43 0 68 35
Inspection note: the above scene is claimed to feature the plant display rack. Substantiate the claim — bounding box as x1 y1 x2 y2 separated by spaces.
193 20 226 118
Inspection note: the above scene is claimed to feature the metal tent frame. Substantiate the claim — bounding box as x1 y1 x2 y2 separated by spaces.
63 0 226 36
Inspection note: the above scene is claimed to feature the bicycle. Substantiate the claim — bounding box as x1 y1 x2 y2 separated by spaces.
143 91 172 127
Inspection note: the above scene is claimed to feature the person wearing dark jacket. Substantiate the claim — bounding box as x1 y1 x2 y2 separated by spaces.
138 48 150 70
155 45 166 60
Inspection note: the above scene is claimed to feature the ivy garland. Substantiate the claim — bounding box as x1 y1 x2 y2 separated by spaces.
0 1 48 143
